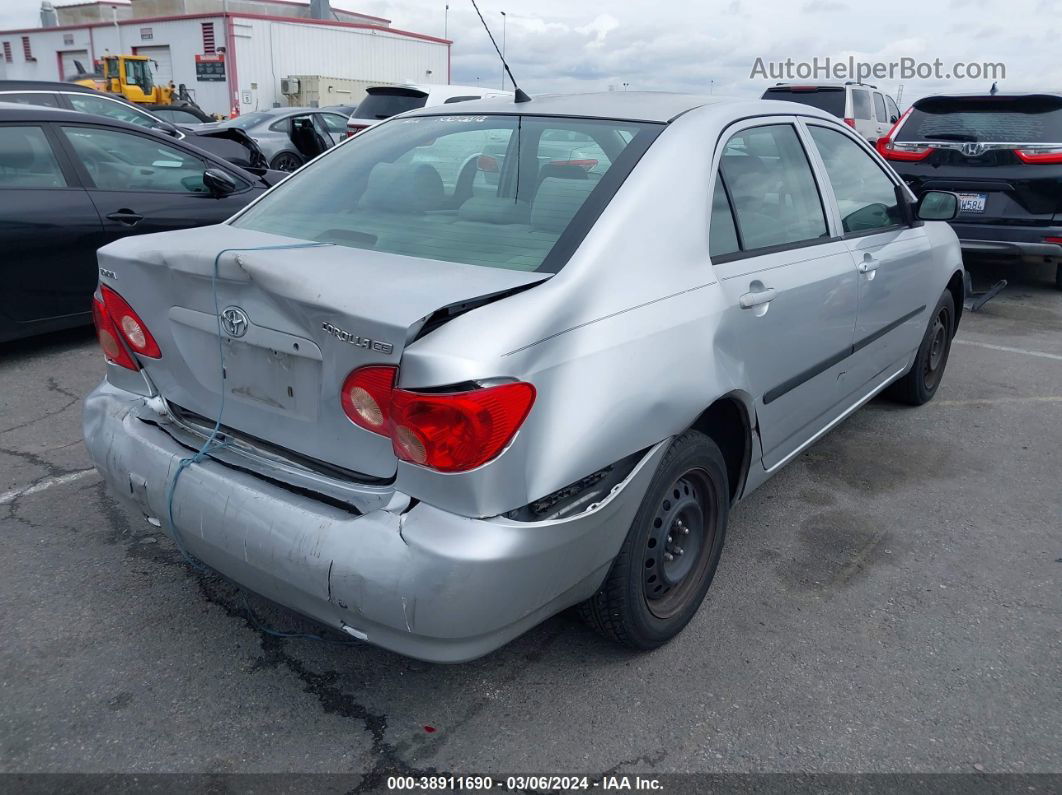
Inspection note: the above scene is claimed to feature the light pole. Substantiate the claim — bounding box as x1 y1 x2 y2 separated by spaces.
499 9 507 89
444 3 449 40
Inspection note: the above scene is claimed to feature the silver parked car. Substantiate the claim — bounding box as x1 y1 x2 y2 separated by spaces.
199 107 351 171
83 93 965 662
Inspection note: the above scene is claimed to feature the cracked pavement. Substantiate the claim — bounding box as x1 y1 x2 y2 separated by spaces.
1 262 1059 782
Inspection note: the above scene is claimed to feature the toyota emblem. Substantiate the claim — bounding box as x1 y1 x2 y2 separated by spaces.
220 306 249 338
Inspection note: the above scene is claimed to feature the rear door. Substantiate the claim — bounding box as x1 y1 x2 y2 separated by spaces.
803 121 933 387
315 112 349 148
55 123 255 242
709 118 859 470
0 122 102 326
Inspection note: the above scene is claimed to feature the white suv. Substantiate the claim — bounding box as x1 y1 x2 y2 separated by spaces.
762 82 901 142
345 83 512 137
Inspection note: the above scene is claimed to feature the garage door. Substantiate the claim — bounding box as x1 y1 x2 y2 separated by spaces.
60 50 90 80
134 46 173 85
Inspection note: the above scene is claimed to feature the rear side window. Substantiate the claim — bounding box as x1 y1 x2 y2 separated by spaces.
873 93 888 123
443 96 480 104
0 91 61 108
709 176 739 257
0 125 67 188
66 93 161 131
851 90 872 120
885 95 900 122
233 114 661 273
354 88 428 120
719 124 828 251
762 87 845 117
896 95 1062 143
808 125 900 233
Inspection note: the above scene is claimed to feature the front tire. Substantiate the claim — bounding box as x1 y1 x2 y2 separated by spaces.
579 431 729 650
887 289 956 406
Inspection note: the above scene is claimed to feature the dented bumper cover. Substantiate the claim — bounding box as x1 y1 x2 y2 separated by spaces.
83 381 666 662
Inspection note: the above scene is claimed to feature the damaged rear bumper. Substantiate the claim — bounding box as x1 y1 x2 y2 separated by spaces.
83 381 665 662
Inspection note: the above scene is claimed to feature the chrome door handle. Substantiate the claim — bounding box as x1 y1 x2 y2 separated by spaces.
858 259 880 274
106 210 143 226
738 287 776 309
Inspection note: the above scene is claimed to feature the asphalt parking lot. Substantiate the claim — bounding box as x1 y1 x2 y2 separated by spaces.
1 262 1059 783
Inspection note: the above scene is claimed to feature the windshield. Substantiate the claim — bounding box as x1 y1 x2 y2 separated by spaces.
233 114 661 272
763 87 846 117
353 88 429 120
897 95 1062 143
125 59 154 91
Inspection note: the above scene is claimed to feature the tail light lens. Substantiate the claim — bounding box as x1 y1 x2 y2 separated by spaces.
101 286 161 358
345 124 369 138
548 158 599 171
339 366 536 473
92 297 139 371
1014 147 1062 164
875 108 934 161
477 154 500 172
843 117 856 128
1045 236 1062 245
340 365 397 433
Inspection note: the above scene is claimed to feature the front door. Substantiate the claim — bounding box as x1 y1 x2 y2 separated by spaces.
709 120 859 470
803 122 934 389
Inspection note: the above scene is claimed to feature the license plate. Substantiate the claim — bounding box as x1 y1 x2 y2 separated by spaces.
957 192 988 214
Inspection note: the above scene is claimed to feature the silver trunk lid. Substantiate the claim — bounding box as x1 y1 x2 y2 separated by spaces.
97 225 549 479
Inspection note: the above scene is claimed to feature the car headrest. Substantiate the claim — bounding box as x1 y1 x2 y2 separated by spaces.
458 196 531 225
0 130 35 171
359 162 444 213
531 177 596 234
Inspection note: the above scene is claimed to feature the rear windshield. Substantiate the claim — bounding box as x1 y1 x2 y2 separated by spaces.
233 114 660 272
897 95 1062 143
763 87 845 117
354 88 429 120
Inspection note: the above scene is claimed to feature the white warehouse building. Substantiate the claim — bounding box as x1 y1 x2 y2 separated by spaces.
0 0 451 116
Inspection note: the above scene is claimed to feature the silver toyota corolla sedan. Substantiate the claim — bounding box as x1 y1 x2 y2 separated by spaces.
83 93 964 662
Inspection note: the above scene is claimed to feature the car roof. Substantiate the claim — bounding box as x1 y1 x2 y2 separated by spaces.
0 80 100 94
400 91 734 123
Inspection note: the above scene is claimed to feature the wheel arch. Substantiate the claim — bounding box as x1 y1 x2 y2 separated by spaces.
688 391 754 504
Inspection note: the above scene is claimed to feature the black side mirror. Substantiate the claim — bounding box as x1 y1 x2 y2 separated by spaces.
917 190 959 221
203 168 237 197
894 182 916 226
890 114 899 124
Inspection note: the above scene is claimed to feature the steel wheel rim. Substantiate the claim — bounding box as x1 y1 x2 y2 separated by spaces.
643 468 716 620
923 307 950 390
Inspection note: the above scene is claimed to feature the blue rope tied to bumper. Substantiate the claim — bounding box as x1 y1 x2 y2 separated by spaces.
164 242 331 570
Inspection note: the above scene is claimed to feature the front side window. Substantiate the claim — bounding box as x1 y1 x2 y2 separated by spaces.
718 124 828 251
318 113 348 135
234 114 661 272
62 126 207 193
66 93 161 131
808 125 900 233
0 126 67 188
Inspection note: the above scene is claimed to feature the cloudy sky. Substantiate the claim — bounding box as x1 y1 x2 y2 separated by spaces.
1 0 1057 105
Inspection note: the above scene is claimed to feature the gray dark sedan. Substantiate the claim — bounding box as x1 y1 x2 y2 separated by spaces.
83 92 965 662
201 106 350 171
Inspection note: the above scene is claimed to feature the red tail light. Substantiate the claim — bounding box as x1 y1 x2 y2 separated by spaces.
340 366 536 473
477 154 500 172
875 108 934 162
1045 236 1062 245
1014 147 1062 164
843 117 856 128
101 286 161 358
92 297 138 371
345 124 369 138
340 365 397 434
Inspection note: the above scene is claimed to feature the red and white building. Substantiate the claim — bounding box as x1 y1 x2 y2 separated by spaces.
0 0 451 116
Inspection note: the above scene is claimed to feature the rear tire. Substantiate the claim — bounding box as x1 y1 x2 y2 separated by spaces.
270 152 303 172
887 289 956 406
578 431 729 650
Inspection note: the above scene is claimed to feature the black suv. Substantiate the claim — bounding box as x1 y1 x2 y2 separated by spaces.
879 92 1062 290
